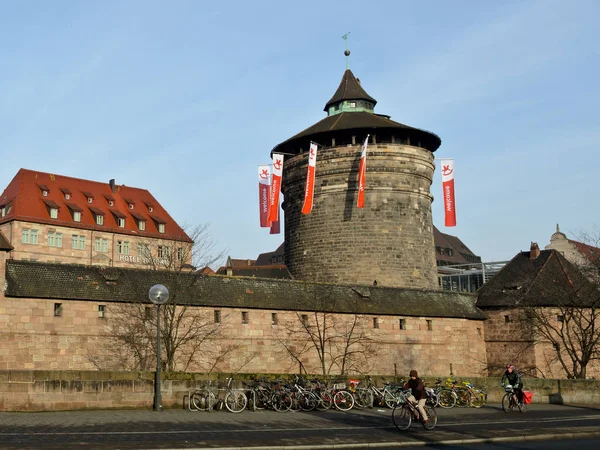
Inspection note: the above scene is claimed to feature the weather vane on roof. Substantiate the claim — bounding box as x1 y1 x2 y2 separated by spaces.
342 32 351 70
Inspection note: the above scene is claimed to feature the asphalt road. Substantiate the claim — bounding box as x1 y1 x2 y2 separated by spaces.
0 403 599 449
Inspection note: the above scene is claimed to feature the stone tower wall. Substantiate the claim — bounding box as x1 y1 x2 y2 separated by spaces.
282 143 438 289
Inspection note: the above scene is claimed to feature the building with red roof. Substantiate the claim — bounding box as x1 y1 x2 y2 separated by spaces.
0 168 192 269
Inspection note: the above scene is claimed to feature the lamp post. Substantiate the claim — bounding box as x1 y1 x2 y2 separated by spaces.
148 284 169 411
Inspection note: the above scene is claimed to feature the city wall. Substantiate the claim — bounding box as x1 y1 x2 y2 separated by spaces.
1 370 598 412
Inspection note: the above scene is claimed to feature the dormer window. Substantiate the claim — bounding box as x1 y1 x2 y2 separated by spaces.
0 203 10 217
38 184 50 197
42 199 60 220
82 191 94 204
89 206 105 226
349 101 356 108
138 220 146 231
118 218 125 228
74 211 81 222
60 188 72 200
42 190 48 197
109 201 114 207
88 197 93 204
124 198 136 210
158 223 165 233
149 206 153 213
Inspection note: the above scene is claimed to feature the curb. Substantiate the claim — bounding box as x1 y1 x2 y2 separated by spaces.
163 430 600 450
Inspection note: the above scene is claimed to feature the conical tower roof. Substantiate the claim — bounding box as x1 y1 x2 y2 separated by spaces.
324 69 377 111
271 69 441 155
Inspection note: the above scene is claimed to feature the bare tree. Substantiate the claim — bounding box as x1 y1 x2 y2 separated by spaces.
274 288 380 375
87 223 231 373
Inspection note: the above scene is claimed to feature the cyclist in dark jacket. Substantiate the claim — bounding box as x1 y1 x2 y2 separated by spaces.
502 365 523 404
404 369 428 423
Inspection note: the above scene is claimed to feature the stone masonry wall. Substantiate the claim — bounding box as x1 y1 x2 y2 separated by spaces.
482 308 600 379
1 371 599 412
3 220 191 269
0 296 487 377
282 143 438 289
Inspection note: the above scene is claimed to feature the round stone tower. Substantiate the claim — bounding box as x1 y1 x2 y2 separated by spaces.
271 67 441 289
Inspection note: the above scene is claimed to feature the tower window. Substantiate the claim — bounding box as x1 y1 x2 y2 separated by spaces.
214 310 221 323
271 313 278 325
426 320 433 331
54 303 63 317
399 318 406 330
241 311 249 324
373 317 379 329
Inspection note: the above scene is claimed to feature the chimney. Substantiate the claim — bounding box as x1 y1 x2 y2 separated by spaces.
109 179 115 193
530 242 540 260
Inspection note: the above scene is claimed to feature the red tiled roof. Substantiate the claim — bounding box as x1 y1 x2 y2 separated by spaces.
104 194 115 202
0 168 192 243
60 188 72 195
569 239 600 266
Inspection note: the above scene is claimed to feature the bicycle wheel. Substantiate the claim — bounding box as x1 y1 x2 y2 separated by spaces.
422 405 437 430
517 399 527 413
191 389 216 411
455 388 470 407
469 391 486 408
383 390 398 408
297 392 317 411
392 404 412 430
501 393 512 413
271 390 293 412
333 390 355 411
353 388 373 408
224 391 247 413
316 391 333 411
438 389 456 409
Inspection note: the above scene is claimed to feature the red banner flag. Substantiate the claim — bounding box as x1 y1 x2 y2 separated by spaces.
301 143 318 214
440 159 457 227
258 165 271 227
268 153 284 223
269 216 280 234
357 135 369 208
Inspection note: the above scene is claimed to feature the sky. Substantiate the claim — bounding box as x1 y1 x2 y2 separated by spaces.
1 0 599 266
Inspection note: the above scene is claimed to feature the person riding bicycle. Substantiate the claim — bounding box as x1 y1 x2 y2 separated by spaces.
403 369 428 424
501 365 523 405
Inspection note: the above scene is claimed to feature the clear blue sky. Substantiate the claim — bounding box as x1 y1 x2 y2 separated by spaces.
1 0 598 266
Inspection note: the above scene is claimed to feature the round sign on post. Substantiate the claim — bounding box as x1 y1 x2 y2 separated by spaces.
149 284 169 305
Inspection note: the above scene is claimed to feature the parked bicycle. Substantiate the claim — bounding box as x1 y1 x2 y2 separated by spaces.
353 376 403 409
392 389 437 430
191 377 247 413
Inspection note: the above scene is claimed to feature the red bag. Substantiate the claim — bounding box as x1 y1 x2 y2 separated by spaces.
523 391 533 404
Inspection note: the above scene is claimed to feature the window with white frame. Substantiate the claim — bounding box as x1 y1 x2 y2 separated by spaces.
96 214 104 225
129 203 134 210
87 197 93 204
117 240 130 255
158 223 165 233
50 208 58 219
177 247 183 261
157 245 164 257
22 229 39 244
148 206 153 212
65 193 70 200
42 190 48 197
73 211 81 222
72 235 85 250
108 201 114 207
138 243 150 257
48 232 63 248
138 220 146 231
118 218 125 228
98 305 106 318
95 238 108 252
